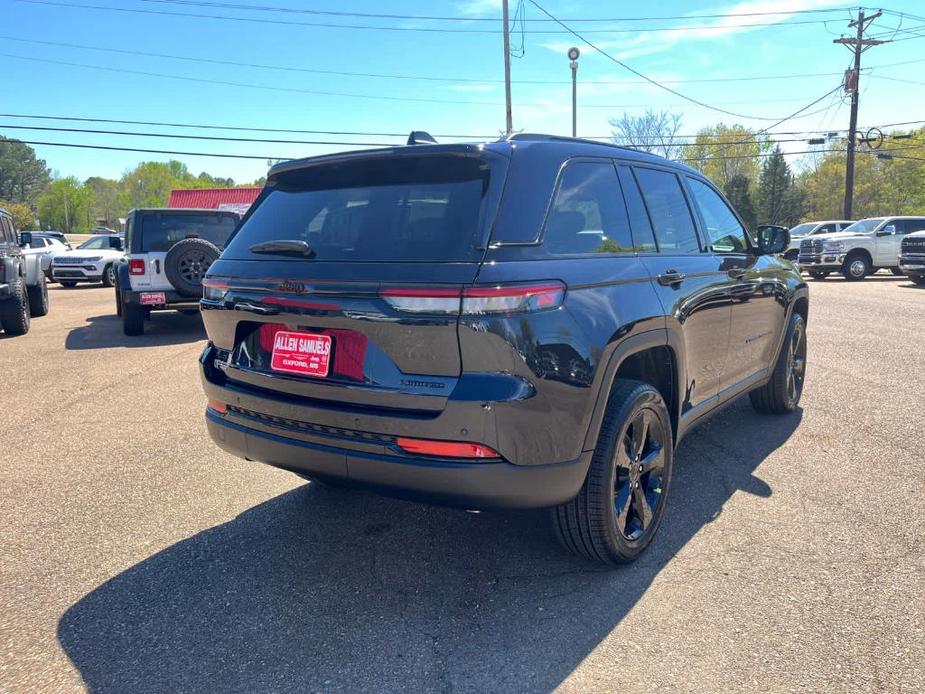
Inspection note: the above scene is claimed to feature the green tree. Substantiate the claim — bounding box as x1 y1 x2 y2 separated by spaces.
0 200 37 231
756 147 803 226
683 124 768 190
0 137 51 204
121 161 179 207
36 178 94 233
85 177 126 228
723 175 757 230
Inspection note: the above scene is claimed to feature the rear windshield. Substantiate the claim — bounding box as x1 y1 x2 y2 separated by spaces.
140 213 238 252
223 155 492 262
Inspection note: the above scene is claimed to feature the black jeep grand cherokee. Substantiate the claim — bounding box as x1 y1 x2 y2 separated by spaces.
199 134 807 564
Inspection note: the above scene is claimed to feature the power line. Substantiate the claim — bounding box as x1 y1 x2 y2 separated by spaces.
525 0 842 123
138 0 860 23
0 35 862 87
12 0 844 34
9 140 290 160
14 112 911 142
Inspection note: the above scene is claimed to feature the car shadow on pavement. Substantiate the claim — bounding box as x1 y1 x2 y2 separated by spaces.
57 400 799 693
65 313 206 350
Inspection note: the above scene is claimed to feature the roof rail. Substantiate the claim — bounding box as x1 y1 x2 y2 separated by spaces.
505 132 634 152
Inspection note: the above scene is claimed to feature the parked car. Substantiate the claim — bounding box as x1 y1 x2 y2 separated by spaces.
21 232 70 281
0 214 49 336
899 230 925 285
784 220 853 261
197 134 809 565
798 216 925 280
31 230 71 248
51 234 125 288
115 208 241 335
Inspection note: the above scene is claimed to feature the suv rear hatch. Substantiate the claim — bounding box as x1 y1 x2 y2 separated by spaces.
203 148 509 414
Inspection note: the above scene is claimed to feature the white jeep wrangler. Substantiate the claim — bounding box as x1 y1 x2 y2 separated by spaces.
798 216 925 281
115 208 240 336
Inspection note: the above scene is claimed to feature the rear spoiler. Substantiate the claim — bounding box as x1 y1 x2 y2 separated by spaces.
407 131 438 145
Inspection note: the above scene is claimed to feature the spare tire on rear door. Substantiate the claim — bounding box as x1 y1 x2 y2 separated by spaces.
164 237 221 297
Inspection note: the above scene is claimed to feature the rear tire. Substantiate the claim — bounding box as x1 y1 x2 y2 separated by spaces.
809 271 829 280
552 379 674 565
913 276 925 286
0 278 31 336
842 252 870 281
891 267 904 276
749 311 807 414
123 304 144 336
27 274 49 317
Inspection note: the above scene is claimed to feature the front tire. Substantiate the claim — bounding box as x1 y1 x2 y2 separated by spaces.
27 274 49 317
891 267 904 276
0 278 31 336
101 264 115 287
123 304 144 336
809 271 829 280
750 311 807 414
842 252 870 281
553 379 673 565
59 281 78 288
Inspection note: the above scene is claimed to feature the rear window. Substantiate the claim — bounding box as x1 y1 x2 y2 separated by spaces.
140 213 238 253
224 155 493 262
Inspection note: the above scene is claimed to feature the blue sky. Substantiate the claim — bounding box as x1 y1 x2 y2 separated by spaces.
3 0 925 183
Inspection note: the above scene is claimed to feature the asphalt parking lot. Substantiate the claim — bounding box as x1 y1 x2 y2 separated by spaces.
1 275 923 693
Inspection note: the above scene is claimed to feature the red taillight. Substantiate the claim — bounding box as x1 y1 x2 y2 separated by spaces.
129 258 145 275
396 437 500 459
380 282 565 315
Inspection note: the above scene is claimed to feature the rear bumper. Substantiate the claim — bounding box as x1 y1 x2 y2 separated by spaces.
121 287 200 311
205 408 588 509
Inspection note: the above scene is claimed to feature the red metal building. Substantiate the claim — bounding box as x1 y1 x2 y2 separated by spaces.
167 187 262 214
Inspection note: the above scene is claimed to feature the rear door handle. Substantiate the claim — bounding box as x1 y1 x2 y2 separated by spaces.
657 270 686 286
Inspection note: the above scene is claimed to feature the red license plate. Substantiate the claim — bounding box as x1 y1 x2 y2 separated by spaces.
140 292 166 306
270 330 332 378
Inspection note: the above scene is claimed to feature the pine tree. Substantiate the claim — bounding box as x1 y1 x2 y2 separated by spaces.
723 175 757 231
757 147 802 226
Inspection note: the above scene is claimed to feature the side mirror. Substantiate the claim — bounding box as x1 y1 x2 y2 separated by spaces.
111 238 124 251
19 231 32 247
756 225 790 255
877 225 896 236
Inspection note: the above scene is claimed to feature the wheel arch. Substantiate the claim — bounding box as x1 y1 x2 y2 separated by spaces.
846 246 873 267
581 329 682 452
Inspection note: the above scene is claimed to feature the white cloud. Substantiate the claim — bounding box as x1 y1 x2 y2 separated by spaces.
541 0 849 62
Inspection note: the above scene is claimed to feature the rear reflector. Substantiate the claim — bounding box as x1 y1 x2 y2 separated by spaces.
380 282 565 315
129 259 145 275
207 398 227 414
396 437 500 459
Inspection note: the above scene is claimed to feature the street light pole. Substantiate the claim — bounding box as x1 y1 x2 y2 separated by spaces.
568 47 580 137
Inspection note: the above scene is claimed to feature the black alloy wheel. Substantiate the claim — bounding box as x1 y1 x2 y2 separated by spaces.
613 407 668 541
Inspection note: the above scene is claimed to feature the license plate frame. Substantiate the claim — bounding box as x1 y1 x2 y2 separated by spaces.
140 291 167 306
270 330 333 379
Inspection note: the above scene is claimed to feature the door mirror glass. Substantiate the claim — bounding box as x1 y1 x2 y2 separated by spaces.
756 225 789 255
19 231 32 247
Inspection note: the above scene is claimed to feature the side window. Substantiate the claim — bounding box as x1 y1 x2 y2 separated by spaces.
633 167 701 254
617 165 657 252
542 161 634 255
686 178 749 253
818 224 836 234
30 237 46 249
905 219 925 234
125 215 134 251
0 218 13 244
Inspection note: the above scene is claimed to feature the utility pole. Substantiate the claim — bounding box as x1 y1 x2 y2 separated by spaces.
502 0 513 135
834 9 885 219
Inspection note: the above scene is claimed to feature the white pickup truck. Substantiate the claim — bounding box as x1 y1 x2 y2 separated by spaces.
797 216 925 280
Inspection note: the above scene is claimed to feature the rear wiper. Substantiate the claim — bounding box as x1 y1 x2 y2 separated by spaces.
248 240 316 258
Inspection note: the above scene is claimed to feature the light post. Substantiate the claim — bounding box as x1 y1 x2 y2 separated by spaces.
568 47 580 137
